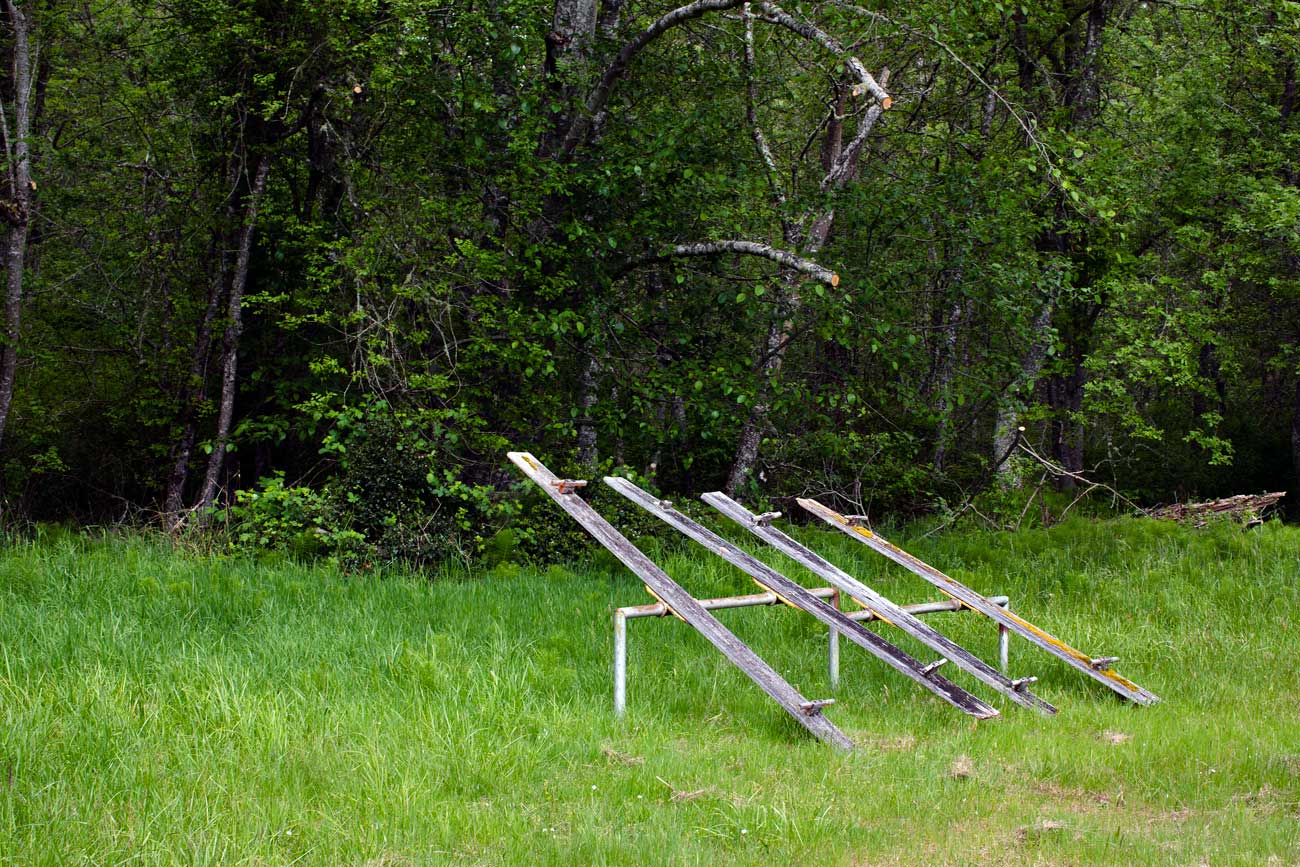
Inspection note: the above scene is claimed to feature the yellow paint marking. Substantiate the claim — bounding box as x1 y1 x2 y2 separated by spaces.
644 586 688 622
750 579 803 612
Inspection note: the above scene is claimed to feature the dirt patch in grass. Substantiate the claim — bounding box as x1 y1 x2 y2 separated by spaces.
1031 780 1121 813
1230 784 1291 817
853 732 918 753
1015 819 1067 843
949 754 974 779
601 745 645 766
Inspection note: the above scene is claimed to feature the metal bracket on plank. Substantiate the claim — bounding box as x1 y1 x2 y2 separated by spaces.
551 478 588 494
799 699 835 715
752 511 781 527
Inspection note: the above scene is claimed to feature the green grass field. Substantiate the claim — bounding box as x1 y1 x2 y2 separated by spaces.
1 517 1298 865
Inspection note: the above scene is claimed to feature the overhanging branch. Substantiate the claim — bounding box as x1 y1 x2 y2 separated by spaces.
754 1 891 108
563 0 749 155
623 240 840 286
821 67 890 191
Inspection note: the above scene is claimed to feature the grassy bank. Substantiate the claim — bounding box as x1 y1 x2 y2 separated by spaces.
1 517 1298 865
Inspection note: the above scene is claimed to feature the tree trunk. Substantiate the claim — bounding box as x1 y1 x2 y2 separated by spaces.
931 297 964 471
575 350 600 471
1292 379 1300 504
542 0 599 155
723 50 890 495
0 0 34 454
722 175 852 490
194 156 271 521
993 301 1054 486
162 233 229 527
164 154 245 527
995 2 1112 488
1048 362 1085 490
725 274 798 495
724 212 835 495
1192 340 1226 419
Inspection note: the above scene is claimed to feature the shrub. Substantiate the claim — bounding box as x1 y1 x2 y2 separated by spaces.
327 415 460 568
230 474 365 563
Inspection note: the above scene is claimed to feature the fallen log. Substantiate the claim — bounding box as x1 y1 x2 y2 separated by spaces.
1147 492 1286 528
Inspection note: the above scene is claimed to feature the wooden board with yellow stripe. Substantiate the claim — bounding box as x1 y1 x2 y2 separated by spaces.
797 497 1159 706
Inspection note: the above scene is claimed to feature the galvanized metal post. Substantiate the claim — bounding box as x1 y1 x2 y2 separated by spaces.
998 606 1010 675
828 588 841 689
614 608 627 717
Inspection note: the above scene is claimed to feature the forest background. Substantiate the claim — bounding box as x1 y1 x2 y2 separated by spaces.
0 0 1295 567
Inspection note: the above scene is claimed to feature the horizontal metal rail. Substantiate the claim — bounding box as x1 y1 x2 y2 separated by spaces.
614 590 1011 718
618 585 838 619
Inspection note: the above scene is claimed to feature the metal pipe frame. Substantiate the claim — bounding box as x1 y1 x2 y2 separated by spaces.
613 588 1011 717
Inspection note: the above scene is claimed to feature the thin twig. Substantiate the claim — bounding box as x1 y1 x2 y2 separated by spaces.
1012 474 1047 531
1015 440 1145 515
825 2 1057 173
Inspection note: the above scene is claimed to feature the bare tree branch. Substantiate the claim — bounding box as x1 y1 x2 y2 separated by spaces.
742 4 785 205
624 240 840 285
754 1 891 107
1016 440 1146 515
826 2 1056 170
822 67 889 191
563 0 749 155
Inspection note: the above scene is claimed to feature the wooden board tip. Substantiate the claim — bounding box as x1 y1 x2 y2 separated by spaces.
796 498 840 519
506 451 540 471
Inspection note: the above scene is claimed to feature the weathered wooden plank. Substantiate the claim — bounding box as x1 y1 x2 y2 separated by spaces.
703 492 1058 716
797 497 1160 706
605 477 1000 719
507 453 854 749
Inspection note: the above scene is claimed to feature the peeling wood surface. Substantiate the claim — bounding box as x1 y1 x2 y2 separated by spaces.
797 497 1159 706
507 453 854 749
605 476 1000 719
704 492 1058 716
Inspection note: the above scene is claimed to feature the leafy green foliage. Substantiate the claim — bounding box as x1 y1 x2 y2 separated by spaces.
230 473 365 563
2 0 1298 558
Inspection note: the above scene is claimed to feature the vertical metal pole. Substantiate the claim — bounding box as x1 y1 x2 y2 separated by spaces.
828 588 841 689
614 609 627 717
998 603 1010 675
